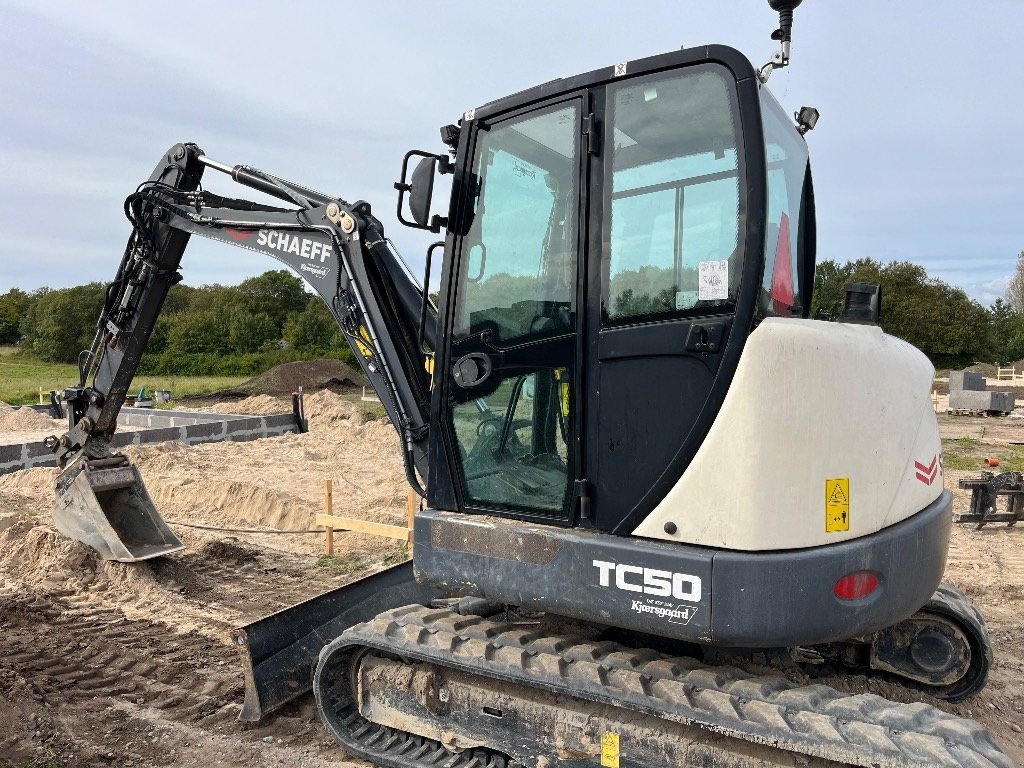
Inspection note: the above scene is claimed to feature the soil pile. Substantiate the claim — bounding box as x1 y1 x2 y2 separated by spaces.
232 359 366 397
202 394 291 416
0 406 58 432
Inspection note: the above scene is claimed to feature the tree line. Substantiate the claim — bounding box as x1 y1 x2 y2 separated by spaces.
2 254 1022 374
0 270 354 375
810 254 1024 370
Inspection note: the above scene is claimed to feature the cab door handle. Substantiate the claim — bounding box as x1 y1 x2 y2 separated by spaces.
685 322 724 354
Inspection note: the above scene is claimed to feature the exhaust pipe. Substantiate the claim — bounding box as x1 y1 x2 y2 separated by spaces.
53 455 183 562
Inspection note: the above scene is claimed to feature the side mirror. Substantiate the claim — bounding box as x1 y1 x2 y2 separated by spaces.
409 156 436 228
395 150 452 233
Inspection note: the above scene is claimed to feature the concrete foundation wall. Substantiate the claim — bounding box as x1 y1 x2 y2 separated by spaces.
0 410 301 475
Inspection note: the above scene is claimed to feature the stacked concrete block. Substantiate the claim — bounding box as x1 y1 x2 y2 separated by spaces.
948 370 985 393
948 370 1015 414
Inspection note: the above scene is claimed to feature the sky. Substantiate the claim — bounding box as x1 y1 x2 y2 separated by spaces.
1 1 1021 307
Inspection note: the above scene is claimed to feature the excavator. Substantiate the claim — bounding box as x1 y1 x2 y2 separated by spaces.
45 3 1012 766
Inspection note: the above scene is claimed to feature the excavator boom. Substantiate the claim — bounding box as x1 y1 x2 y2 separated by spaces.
51 143 434 561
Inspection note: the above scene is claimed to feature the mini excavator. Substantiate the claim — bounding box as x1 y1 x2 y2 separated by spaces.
47 3 1012 766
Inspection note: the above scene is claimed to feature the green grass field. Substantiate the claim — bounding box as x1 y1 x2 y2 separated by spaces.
0 347 247 405
941 435 1024 472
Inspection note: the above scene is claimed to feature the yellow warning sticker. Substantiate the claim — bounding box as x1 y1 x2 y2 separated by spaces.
601 731 620 768
825 477 850 532
355 325 375 360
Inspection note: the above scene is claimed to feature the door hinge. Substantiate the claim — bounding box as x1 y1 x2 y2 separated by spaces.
574 478 591 519
582 114 601 155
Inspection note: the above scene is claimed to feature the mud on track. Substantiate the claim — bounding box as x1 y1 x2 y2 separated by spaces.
0 393 1022 767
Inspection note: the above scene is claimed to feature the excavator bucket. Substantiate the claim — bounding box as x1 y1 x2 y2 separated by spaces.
52 456 183 562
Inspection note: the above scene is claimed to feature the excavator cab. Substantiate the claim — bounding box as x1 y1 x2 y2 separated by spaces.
416 47 817 535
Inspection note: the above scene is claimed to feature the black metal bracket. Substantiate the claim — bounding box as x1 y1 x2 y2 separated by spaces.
955 471 1024 528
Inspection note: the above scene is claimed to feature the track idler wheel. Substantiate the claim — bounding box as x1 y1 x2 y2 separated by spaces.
868 584 991 701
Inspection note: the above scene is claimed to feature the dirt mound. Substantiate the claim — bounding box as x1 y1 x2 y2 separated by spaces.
199 539 258 565
0 516 98 589
235 358 366 396
302 389 363 432
202 394 291 416
151 477 319 532
0 406 58 432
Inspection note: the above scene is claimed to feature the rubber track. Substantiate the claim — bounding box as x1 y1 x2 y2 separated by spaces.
316 604 1012 768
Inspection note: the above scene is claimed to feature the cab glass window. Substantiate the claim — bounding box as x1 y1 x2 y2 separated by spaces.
604 65 745 324
454 104 579 345
760 87 810 317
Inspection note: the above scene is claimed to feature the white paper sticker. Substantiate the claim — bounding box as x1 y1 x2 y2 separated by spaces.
698 260 729 301
675 291 698 310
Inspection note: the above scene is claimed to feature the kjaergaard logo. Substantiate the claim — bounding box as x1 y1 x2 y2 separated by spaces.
914 455 939 486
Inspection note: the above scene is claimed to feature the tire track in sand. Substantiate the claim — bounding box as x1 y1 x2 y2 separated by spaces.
0 588 243 730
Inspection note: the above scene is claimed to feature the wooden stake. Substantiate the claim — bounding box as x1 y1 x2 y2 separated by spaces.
406 490 417 553
324 479 334 556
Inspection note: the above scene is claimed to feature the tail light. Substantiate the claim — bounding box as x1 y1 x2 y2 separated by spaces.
834 571 879 600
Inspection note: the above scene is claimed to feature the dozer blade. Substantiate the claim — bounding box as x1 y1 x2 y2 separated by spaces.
53 456 184 562
233 560 443 722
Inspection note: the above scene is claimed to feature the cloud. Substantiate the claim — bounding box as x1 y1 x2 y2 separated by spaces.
2 0 1022 300
963 275 1011 308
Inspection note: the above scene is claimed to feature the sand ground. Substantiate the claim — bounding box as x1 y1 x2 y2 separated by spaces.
0 395 1021 767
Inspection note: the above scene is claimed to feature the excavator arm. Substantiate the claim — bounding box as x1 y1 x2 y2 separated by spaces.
50 142 435 561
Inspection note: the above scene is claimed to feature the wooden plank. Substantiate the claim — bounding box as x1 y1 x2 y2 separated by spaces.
316 514 410 541
323 479 334 556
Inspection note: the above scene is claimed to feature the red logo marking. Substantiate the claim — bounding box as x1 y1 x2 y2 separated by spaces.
226 228 254 240
914 455 939 486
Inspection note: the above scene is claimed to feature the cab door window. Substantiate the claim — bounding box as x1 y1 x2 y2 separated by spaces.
448 102 581 517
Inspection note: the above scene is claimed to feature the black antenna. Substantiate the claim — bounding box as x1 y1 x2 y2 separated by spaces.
759 0 803 82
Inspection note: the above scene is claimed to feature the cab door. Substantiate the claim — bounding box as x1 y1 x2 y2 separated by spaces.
441 96 587 525
584 63 756 534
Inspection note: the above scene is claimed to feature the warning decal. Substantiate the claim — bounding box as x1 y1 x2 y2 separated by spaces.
825 478 850 533
601 731 620 768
